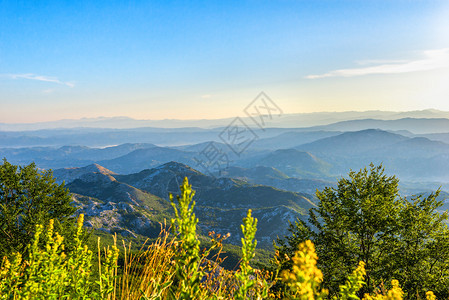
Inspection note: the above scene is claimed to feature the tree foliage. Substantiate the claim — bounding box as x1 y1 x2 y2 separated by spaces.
275 163 449 299
0 159 77 258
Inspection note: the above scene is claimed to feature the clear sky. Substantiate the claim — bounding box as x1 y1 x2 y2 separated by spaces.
1 0 449 123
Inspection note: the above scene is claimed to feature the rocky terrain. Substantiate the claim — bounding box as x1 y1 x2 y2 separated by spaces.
54 161 317 248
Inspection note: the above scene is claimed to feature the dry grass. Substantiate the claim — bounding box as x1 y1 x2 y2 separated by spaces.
118 223 177 299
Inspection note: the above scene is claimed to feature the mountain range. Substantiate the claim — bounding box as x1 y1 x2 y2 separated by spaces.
54 161 316 248
3 110 449 250
2 109 449 131
4 126 449 183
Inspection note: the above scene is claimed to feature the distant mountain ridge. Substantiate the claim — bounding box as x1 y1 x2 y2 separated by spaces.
98 146 196 174
53 163 117 184
297 129 449 181
0 143 157 169
251 130 342 150
2 109 449 131
4 127 449 182
314 118 449 134
4 115 449 149
249 149 332 179
297 129 409 156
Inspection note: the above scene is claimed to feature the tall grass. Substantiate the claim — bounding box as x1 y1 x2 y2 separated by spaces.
118 224 176 299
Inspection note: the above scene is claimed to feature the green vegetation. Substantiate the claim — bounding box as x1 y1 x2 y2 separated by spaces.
0 214 118 299
169 177 203 299
0 177 272 299
0 159 77 258
274 163 449 299
1 160 448 299
235 209 269 299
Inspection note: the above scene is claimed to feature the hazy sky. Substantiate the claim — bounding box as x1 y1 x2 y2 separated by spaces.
1 0 449 123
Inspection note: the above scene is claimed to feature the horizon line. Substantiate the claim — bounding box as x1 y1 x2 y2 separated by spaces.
0 108 446 125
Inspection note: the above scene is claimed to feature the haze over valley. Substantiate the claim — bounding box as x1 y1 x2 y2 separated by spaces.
3 109 449 247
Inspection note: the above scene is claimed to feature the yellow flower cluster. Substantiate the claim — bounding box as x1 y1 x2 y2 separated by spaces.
363 279 403 300
355 261 366 277
426 291 437 300
276 240 441 300
337 260 366 299
281 240 327 300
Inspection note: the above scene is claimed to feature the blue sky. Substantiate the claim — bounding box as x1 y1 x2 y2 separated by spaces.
1 0 449 122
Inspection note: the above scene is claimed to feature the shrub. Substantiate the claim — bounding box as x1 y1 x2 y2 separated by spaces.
0 214 118 299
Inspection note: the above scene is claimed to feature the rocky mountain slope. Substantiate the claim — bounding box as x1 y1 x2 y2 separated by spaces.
54 162 317 248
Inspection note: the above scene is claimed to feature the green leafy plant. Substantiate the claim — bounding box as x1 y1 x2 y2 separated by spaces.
168 177 271 300
235 209 269 300
0 214 118 300
169 177 203 299
336 261 366 300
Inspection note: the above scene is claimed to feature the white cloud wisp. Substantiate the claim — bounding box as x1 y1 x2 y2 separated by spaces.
306 48 449 79
3 73 75 87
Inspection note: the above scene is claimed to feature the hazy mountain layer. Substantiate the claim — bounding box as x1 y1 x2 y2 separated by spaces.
2 109 449 131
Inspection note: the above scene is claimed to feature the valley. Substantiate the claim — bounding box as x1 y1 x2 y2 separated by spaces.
2 110 449 250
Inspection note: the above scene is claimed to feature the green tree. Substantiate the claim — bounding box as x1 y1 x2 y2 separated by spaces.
383 192 449 298
0 159 77 258
274 163 449 299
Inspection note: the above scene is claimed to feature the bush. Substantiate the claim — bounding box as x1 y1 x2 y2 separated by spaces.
0 214 118 299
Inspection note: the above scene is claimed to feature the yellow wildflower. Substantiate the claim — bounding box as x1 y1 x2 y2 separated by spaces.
281 240 327 300
363 279 404 300
426 291 436 300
